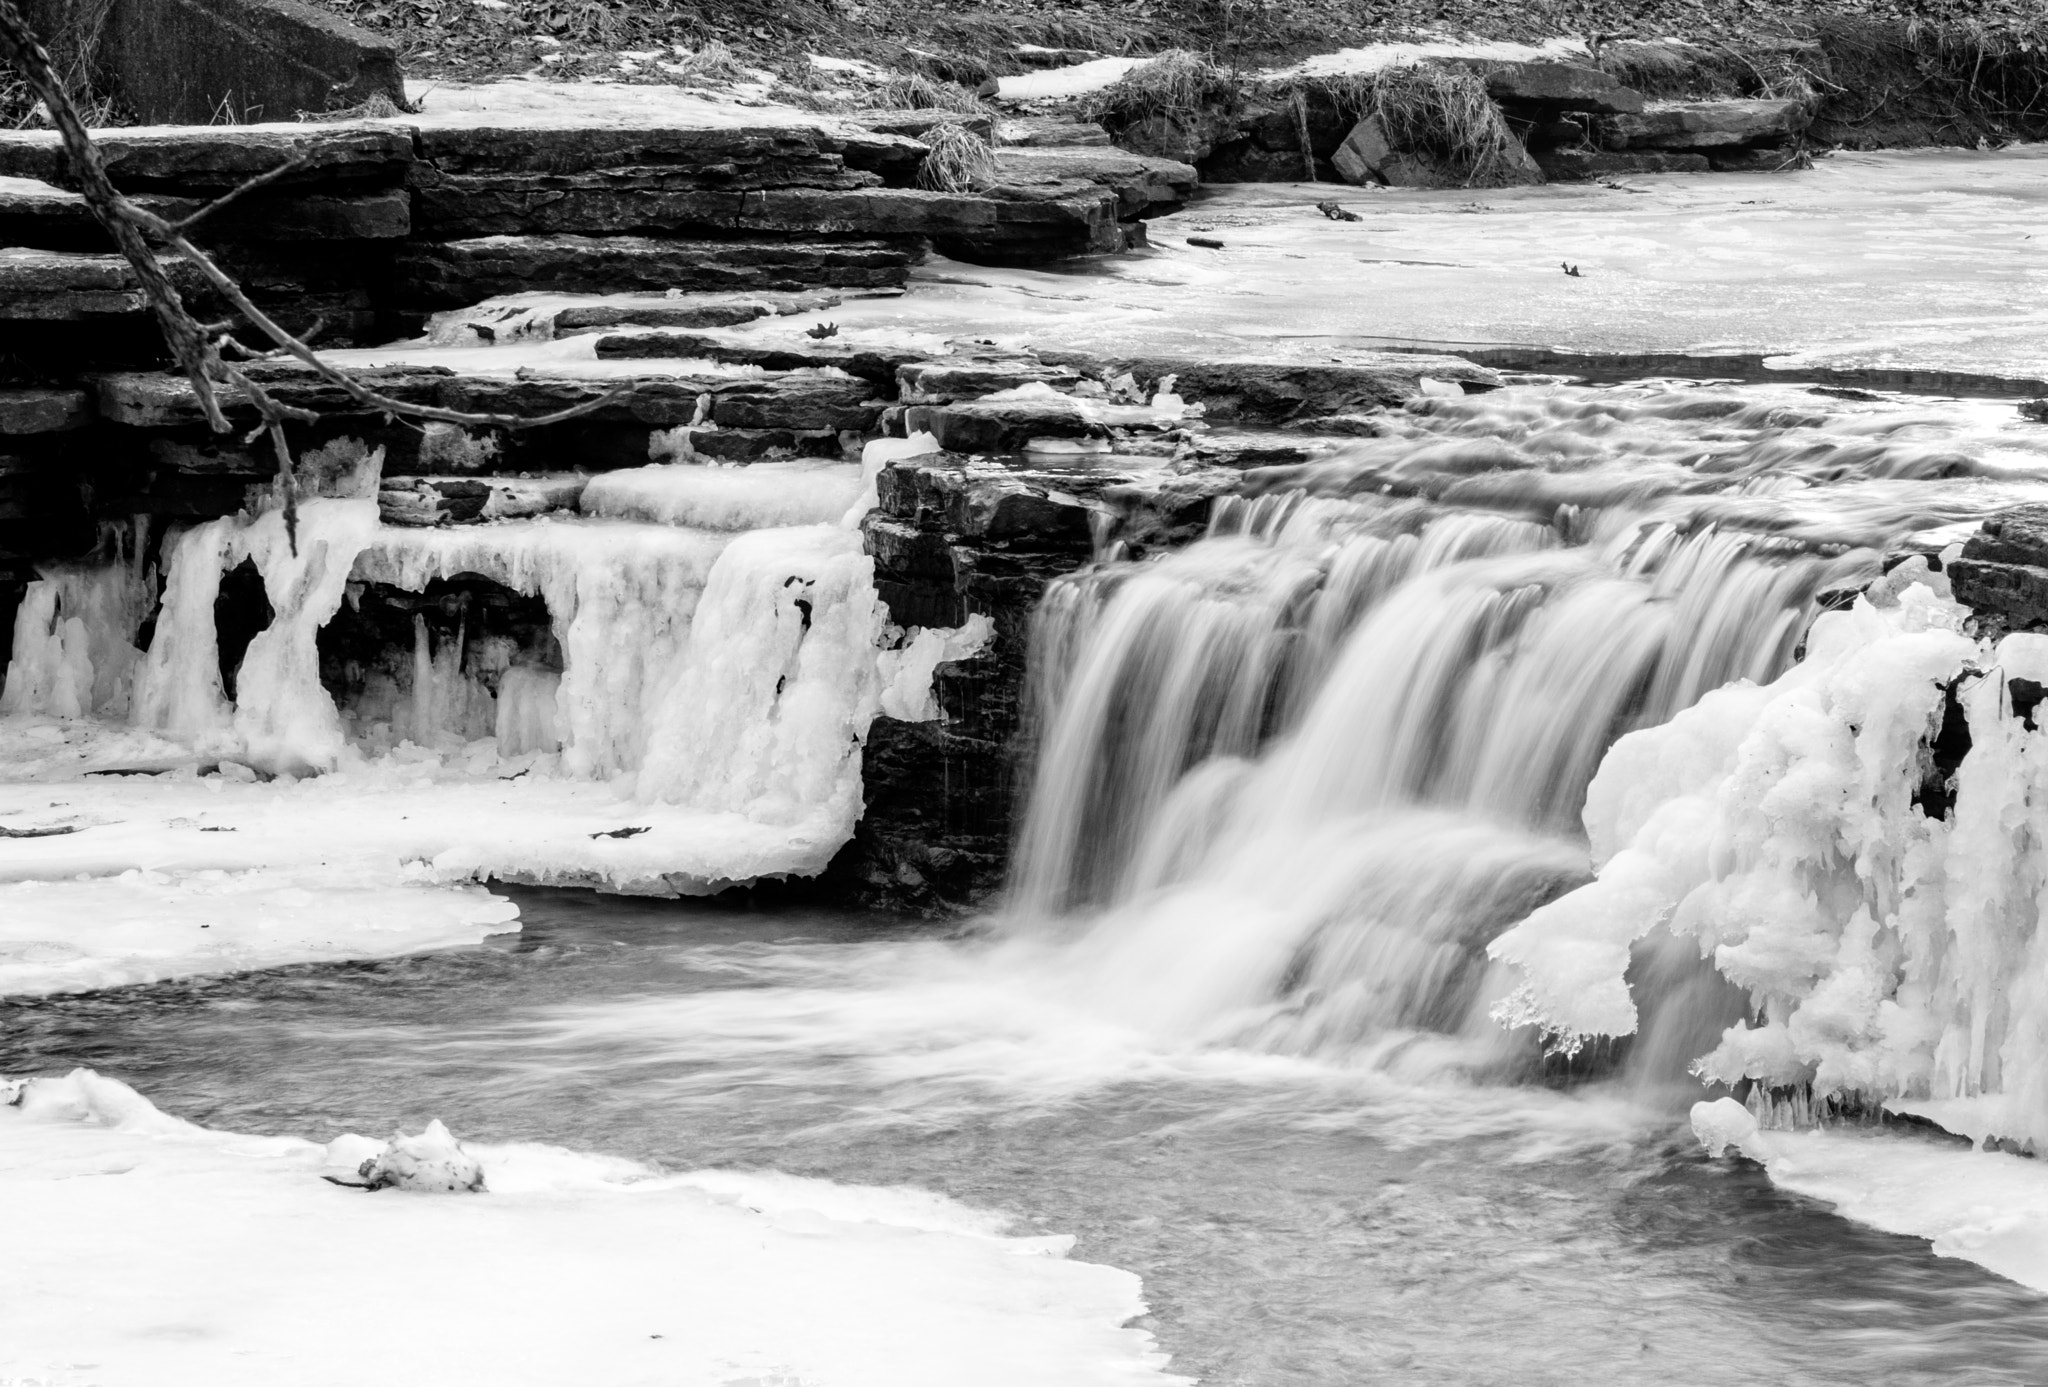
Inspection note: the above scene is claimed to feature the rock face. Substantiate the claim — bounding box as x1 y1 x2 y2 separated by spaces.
852 456 1174 908
394 235 915 308
1536 149 1712 179
1598 99 1809 151
1950 504 2048 638
1035 351 1502 423
1483 61 1646 115
24 0 404 125
0 124 414 189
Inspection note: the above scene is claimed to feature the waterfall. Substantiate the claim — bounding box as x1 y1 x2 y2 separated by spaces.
1000 380 2035 1064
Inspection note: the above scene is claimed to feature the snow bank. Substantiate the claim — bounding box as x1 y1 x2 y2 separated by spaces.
997 56 1143 101
0 1069 1181 1387
1491 569 2048 1143
1275 36 1591 79
582 459 866 531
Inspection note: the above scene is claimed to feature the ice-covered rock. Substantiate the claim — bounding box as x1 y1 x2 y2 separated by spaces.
1690 1097 1759 1158
1490 581 2048 1144
342 1120 488 1193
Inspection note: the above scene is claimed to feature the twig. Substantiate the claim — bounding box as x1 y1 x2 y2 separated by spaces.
168 152 311 233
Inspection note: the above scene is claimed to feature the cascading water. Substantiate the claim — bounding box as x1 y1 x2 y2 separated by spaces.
1007 381 2048 1075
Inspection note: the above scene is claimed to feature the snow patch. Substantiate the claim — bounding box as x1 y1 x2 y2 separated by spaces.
0 1069 1182 1387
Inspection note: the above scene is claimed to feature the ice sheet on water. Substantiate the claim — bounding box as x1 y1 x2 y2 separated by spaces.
0 866 517 997
0 1068 1181 1387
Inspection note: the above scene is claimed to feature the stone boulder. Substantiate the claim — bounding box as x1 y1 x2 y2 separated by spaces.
1110 107 1241 166
1331 115 1542 190
1483 62 1645 115
903 398 1100 454
1949 503 2048 637
1598 99 1809 151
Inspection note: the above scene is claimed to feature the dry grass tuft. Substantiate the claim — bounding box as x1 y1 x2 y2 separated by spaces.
1292 63 1528 188
913 121 1000 191
1084 47 1240 125
878 72 991 114
668 38 752 86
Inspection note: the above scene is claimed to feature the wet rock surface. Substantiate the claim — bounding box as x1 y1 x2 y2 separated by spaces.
1598 99 1809 151
1951 504 2048 638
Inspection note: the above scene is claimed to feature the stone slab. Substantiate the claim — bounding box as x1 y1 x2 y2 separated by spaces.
0 388 91 433
1600 99 1808 151
91 363 883 434
410 122 925 186
997 117 1112 149
1536 149 1712 180
392 235 915 308
1034 352 1503 421
896 359 1081 403
0 247 202 320
591 330 925 384
990 147 1196 216
0 123 413 190
548 290 845 334
1482 61 1645 115
850 110 997 145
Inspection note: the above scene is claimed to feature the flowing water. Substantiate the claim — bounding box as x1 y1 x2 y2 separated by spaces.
7 893 2048 1386
12 379 2048 1382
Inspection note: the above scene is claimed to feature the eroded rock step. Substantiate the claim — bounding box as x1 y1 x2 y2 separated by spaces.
394 235 917 308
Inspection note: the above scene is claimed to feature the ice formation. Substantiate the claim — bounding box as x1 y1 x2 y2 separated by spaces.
1489 567 2048 1143
0 1068 1180 1387
0 445 987 979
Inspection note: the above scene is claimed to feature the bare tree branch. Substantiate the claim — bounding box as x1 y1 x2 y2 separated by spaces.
0 1 647 552
168 152 312 233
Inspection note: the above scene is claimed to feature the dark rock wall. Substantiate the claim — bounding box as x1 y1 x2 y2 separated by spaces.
28 0 405 124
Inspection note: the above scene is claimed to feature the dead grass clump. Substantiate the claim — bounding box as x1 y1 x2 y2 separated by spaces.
913 121 999 192
1084 48 1239 126
1301 64 1528 188
878 72 990 114
668 38 751 86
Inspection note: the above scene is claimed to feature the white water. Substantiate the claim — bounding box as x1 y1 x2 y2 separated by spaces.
1008 381 2048 1092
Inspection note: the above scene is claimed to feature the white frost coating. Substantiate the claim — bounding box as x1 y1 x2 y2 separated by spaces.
1690 1096 1759 1158
880 613 996 720
351 519 731 776
1490 576 2048 1143
581 459 864 531
845 429 941 526
0 868 518 997
0 554 152 719
0 1069 1181 1387
639 525 884 834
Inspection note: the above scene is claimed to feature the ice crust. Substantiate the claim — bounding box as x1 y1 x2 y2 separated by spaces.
0 1069 1180 1387
1490 573 2048 1143
0 453 982 989
582 459 866 531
